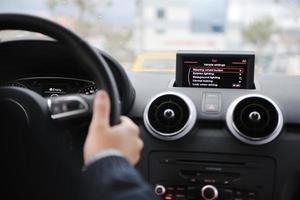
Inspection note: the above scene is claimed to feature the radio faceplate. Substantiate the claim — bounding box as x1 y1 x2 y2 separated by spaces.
149 152 276 200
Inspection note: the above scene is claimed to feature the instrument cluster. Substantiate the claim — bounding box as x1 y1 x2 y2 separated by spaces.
5 77 97 97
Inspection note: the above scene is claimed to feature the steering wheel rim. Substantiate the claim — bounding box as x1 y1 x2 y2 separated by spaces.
0 13 121 125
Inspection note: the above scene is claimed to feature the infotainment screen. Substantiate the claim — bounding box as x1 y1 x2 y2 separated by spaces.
176 51 255 89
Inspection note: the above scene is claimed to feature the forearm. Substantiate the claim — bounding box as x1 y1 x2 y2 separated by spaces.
83 156 158 200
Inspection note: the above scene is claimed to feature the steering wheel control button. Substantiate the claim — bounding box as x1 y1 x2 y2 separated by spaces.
144 92 197 141
201 185 218 200
202 92 221 113
154 185 166 196
48 95 89 120
226 94 283 145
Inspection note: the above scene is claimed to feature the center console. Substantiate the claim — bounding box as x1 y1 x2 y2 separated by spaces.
143 51 281 200
150 152 275 200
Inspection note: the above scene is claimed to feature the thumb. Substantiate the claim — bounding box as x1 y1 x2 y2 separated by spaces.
91 90 111 128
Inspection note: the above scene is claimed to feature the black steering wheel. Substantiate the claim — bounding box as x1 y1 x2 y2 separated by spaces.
0 13 121 126
0 13 123 199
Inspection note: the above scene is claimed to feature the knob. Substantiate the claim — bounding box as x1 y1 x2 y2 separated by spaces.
201 185 218 200
163 108 175 119
249 111 261 122
154 185 166 196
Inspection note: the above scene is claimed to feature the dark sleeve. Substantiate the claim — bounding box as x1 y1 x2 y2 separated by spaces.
83 156 159 200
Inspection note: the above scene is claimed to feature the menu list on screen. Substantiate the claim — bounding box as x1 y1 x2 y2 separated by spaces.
176 51 255 89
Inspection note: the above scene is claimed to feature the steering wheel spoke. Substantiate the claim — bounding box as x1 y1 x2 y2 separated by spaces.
48 94 94 120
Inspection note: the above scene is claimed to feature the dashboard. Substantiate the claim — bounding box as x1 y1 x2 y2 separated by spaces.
131 72 300 200
2 39 300 200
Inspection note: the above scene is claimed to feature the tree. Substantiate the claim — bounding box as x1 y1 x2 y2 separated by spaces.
45 0 112 36
243 17 274 46
44 0 135 65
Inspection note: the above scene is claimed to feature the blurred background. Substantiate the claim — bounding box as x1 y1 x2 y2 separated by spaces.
1 0 300 74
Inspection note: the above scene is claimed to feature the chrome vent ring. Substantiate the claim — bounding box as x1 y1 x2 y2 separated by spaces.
144 92 196 141
226 94 283 145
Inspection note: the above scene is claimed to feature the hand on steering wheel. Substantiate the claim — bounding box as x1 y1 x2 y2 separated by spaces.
84 90 143 166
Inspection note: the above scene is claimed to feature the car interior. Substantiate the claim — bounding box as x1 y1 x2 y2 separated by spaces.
1 1 300 200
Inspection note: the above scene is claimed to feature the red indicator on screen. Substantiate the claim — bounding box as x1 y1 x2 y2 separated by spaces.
184 61 198 64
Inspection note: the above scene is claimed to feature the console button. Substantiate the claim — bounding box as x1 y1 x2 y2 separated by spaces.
235 190 244 197
201 185 218 200
203 177 217 184
166 186 175 192
175 186 186 194
175 194 187 200
204 103 220 113
164 194 173 200
222 189 234 200
154 185 166 196
202 92 221 113
245 191 256 200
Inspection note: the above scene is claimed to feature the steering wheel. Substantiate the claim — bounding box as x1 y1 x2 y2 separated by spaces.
0 13 123 199
0 13 121 126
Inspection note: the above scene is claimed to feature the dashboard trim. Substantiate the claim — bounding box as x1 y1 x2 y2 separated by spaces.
17 76 95 84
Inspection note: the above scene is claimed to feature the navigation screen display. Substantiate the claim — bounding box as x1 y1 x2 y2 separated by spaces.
176 51 255 89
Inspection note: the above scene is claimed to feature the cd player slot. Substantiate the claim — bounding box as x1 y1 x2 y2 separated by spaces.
175 159 245 167
170 159 263 169
179 170 239 178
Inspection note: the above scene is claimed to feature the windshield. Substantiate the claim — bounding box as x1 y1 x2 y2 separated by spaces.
1 0 300 75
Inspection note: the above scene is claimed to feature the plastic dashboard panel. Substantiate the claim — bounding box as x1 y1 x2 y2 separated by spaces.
127 72 300 200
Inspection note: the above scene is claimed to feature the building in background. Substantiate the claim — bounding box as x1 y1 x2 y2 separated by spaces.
1 0 300 74
226 0 300 74
134 0 228 53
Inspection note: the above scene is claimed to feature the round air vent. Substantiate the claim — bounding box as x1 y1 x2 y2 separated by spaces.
226 94 283 145
144 92 196 141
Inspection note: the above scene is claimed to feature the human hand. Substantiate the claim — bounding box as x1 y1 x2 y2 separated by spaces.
83 90 143 166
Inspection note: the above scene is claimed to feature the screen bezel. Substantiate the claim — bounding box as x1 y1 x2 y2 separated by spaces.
176 51 255 89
